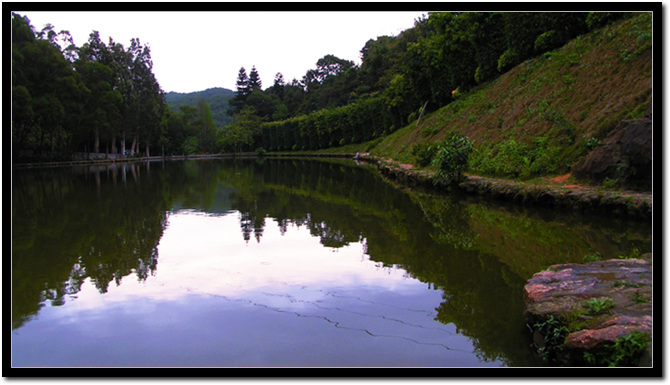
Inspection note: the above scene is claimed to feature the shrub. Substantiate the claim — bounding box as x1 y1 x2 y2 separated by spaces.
432 133 474 185
411 142 437 167
535 30 562 52
497 48 521 73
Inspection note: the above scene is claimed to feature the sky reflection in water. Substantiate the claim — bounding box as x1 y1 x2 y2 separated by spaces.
14 158 646 368
13 208 493 367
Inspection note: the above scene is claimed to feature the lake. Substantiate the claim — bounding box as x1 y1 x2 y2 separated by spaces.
11 158 652 368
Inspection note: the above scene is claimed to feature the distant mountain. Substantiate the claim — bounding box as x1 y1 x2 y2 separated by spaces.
165 87 236 127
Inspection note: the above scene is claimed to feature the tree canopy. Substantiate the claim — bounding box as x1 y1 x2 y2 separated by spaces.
12 11 632 161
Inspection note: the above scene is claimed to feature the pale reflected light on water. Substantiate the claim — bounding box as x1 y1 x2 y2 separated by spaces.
71 210 426 307
13 209 492 367
12 159 650 368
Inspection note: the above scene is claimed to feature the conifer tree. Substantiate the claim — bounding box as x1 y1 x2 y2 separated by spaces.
228 67 249 115
247 65 262 92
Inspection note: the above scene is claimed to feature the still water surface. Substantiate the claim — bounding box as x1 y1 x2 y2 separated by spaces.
11 158 652 367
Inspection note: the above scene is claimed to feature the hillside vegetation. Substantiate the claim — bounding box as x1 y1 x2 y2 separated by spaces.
364 13 652 190
13 10 653 189
165 88 235 127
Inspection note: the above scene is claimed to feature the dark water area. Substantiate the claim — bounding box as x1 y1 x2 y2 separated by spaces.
11 158 652 368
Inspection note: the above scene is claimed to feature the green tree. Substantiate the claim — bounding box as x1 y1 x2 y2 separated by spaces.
123 38 165 157
161 107 194 155
267 72 285 100
468 12 507 84
220 106 260 152
76 32 123 155
247 65 262 91
195 99 218 153
228 67 249 116
12 13 86 161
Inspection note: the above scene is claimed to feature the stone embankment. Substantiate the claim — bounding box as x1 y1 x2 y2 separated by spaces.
524 256 653 366
359 155 652 220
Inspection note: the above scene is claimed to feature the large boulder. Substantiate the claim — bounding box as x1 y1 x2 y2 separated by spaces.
524 257 653 366
572 114 652 191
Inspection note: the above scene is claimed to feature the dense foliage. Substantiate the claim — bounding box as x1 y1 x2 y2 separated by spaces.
221 11 628 153
165 88 235 127
12 12 166 161
432 132 474 185
12 11 632 162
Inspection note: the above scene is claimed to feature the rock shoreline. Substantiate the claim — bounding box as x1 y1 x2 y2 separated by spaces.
523 256 653 366
360 155 652 220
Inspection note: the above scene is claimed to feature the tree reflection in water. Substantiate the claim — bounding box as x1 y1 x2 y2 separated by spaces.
11 158 652 366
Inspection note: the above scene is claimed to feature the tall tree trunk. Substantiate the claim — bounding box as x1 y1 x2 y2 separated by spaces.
111 136 116 157
50 131 55 158
121 132 126 157
129 135 137 156
94 127 100 154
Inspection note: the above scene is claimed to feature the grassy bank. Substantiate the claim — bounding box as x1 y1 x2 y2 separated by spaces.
323 14 652 190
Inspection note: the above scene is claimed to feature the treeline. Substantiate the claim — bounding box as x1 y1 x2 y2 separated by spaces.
12 12 166 162
12 12 230 161
12 11 631 161
223 11 631 153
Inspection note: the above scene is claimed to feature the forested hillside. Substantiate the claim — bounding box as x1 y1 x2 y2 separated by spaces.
165 88 235 127
12 10 653 184
367 12 652 190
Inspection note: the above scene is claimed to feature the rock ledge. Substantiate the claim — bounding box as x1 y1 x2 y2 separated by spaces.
524 256 653 366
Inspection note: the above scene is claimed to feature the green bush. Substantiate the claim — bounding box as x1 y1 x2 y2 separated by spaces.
497 48 521 73
411 142 437 167
534 30 562 52
432 133 474 185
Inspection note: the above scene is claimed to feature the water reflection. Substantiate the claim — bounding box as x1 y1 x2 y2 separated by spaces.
12 163 168 329
11 159 652 367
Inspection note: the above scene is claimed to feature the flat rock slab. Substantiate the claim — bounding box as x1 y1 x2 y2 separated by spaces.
524 257 652 352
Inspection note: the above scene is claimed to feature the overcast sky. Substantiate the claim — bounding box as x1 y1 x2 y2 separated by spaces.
16 10 427 94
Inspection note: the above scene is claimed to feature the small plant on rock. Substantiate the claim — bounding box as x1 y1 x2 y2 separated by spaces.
583 297 615 315
534 315 570 363
583 251 603 262
583 331 650 366
631 290 650 304
618 247 641 260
